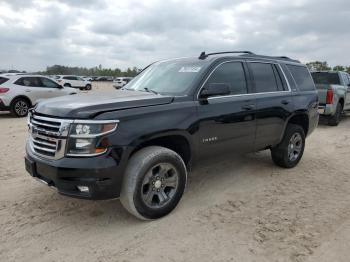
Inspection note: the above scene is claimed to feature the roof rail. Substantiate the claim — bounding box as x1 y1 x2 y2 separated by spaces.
243 54 300 63
198 51 255 60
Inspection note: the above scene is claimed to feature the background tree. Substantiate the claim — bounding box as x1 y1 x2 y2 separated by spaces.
306 61 331 71
333 65 345 71
43 65 141 77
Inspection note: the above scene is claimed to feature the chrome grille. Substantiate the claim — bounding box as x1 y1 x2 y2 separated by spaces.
28 112 73 160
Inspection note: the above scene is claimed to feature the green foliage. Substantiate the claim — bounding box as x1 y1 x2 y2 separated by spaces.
305 61 331 71
333 65 345 71
42 65 141 77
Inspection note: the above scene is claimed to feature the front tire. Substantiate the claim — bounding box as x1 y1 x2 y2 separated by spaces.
328 102 342 126
85 84 92 90
120 146 187 220
10 98 30 117
271 124 305 168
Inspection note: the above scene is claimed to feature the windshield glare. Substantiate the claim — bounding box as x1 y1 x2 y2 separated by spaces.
126 60 207 95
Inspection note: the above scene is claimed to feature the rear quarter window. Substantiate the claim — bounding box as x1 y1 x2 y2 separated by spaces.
0 77 9 84
287 65 315 91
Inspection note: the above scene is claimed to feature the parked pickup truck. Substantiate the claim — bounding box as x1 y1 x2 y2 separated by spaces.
311 71 350 125
25 51 318 220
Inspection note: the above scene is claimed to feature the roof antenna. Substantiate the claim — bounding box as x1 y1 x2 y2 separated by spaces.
198 51 207 60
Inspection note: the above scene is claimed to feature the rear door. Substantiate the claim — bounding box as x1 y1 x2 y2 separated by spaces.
196 61 256 158
247 61 293 150
13 77 48 104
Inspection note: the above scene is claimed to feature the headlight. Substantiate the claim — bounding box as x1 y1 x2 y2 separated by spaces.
66 121 118 156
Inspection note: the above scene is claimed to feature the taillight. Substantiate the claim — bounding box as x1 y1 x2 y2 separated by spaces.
326 88 333 104
0 87 9 93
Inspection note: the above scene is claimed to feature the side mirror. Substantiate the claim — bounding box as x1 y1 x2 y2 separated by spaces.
57 85 64 89
200 83 230 99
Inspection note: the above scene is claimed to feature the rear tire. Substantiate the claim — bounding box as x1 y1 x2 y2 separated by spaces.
10 98 30 117
120 146 187 220
85 84 92 90
328 103 342 126
271 124 305 168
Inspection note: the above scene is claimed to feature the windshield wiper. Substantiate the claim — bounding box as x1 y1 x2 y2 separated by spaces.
143 87 159 95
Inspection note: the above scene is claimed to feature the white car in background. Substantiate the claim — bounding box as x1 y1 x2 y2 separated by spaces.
56 75 92 90
113 77 133 89
0 75 78 117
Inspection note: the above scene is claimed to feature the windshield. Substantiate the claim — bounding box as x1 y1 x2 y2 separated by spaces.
311 72 341 85
125 59 208 95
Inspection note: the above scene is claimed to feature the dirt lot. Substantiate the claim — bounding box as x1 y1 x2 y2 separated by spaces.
1 83 350 262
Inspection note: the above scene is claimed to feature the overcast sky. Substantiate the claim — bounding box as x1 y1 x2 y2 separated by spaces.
0 0 349 71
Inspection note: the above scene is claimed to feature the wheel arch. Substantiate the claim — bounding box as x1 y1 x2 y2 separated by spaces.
338 97 344 109
280 113 309 142
10 95 33 107
128 131 194 170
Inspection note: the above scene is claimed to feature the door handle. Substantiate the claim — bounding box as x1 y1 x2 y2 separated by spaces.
241 105 255 110
25 89 31 92
281 100 289 105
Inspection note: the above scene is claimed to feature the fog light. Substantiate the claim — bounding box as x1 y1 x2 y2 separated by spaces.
77 186 89 193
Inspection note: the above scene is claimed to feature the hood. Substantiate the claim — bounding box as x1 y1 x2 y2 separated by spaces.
34 90 174 119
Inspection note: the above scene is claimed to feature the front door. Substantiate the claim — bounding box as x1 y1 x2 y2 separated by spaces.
196 61 256 159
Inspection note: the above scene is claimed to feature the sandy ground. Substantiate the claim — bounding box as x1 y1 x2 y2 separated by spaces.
1 82 350 262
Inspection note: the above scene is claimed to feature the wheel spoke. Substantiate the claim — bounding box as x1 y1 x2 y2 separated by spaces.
144 190 155 205
164 175 177 188
157 190 168 204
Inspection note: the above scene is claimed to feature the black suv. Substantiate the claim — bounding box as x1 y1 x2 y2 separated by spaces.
25 51 319 220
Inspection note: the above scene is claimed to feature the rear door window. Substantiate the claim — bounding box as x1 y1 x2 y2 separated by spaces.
249 62 281 93
287 65 315 91
14 77 41 87
63 76 77 80
205 62 248 95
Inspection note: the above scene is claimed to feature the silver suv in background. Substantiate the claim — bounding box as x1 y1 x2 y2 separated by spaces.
311 71 350 125
0 75 78 117
113 77 133 89
55 75 92 90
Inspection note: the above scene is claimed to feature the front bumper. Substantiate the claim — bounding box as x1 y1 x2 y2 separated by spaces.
25 144 129 200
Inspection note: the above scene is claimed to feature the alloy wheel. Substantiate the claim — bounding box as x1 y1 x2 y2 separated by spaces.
141 163 179 208
288 132 302 162
15 100 28 116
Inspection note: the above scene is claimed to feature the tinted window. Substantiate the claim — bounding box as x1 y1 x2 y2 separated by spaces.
272 65 286 91
40 77 60 88
205 62 247 95
250 63 280 93
63 76 77 80
0 77 9 84
287 65 315 91
311 72 341 85
15 77 41 87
